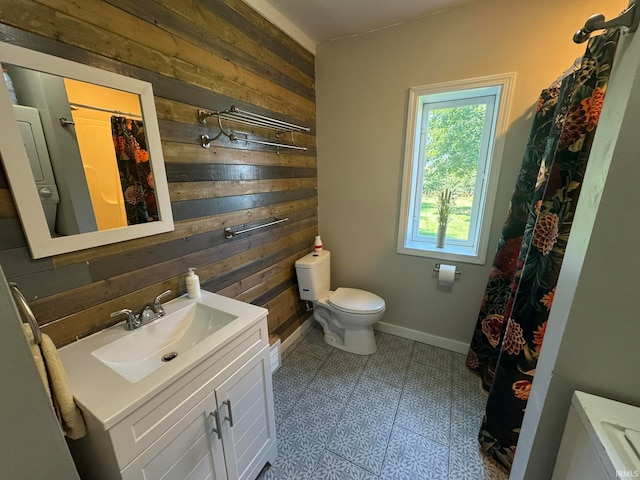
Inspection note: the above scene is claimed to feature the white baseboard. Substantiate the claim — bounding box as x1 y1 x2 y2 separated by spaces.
374 321 470 355
280 315 470 356
280 314 314 354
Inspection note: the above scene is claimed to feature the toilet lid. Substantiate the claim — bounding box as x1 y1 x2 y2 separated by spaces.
328 288 385 314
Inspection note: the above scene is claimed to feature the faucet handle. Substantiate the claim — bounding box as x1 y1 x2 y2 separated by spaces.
153 290 172 316
155 290 172 304
110 308 140 330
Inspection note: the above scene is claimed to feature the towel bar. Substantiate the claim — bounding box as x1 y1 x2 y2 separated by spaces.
224 217 288 239
198 105 309 154
9 282 42 345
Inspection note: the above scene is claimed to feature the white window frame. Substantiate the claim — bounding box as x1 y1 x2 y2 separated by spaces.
397 73 515 264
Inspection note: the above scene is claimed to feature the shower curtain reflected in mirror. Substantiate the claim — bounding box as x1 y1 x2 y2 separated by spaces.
466 29 620 471
111 116 158 225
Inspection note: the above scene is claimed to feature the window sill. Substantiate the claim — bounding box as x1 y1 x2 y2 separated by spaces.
397 242 486 265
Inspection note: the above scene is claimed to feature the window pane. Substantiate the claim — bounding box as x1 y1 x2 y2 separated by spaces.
399 75 513 263
418 103 487 243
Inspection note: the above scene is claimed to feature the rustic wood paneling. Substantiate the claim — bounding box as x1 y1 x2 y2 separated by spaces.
171 188 317 221
212 0 314 77
0 0 316 346
158 118 317 156
101 0 315 100
164 164 317 183
169 178 317 202
160 141 316 168
5 0 316 120
52 197 317 266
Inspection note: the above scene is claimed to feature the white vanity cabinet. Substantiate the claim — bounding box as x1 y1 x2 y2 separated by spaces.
68 313 277 480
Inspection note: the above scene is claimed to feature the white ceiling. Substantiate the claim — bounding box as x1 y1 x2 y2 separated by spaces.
243 0 480 53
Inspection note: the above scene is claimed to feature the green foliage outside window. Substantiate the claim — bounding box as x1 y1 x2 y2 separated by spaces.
422 104 486 197
419 103 487 240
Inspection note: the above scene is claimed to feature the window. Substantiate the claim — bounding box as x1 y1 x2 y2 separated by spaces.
398 74 514 264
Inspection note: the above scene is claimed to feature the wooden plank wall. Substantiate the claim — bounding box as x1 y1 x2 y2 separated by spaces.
0 0 316 347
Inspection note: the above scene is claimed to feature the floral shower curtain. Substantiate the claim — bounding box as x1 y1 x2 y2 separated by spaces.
111 116 158 225
466 29 620 471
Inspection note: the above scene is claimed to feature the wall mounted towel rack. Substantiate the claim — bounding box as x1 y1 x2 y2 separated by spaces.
574 3 639 43
9 282 42 345
224 217 289 239
198 106 310 154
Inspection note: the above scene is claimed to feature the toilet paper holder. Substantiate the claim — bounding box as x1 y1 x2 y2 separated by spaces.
433 264 461 276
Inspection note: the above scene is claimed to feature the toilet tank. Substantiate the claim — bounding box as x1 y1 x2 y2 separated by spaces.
294 250 331 301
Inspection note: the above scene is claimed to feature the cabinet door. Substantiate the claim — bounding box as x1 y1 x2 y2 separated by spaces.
217 347 277 480
121 390 228 480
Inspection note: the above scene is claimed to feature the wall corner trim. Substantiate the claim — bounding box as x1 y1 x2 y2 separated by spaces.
241 0 317 54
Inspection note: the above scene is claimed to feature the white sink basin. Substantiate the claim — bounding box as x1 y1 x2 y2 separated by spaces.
59 290 268 428
92 302 237 383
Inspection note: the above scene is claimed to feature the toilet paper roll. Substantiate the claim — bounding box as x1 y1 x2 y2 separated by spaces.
438 264 457 286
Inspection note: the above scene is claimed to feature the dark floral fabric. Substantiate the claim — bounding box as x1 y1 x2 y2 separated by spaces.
466 30 619 471
111 116 158 225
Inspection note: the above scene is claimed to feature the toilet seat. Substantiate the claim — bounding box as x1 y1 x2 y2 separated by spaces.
328 288 385 315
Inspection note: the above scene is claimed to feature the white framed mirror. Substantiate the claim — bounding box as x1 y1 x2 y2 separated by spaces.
0 41 174 258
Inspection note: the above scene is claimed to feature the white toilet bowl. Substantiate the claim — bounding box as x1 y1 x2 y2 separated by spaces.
294 251 386 355
313 288 385 355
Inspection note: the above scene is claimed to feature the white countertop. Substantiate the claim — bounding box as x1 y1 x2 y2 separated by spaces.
572 391 640 477
59 291 268 429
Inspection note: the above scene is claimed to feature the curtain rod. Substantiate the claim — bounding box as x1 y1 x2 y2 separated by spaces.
69 102 143 120
574 3 639 43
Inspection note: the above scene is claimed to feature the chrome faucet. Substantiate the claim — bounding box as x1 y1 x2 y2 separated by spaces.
110 290 172 330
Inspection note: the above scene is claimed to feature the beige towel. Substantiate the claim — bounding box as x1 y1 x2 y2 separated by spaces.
23 324 87 440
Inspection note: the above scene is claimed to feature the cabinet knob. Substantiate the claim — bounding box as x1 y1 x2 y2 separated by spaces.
209 410 222 440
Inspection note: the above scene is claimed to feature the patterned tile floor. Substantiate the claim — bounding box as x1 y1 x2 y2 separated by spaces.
258 323 509 480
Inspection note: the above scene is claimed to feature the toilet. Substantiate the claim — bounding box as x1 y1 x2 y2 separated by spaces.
294 250 385 355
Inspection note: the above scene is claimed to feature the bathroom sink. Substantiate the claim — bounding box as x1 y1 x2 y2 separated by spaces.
92 302 237 383
59 290 269 428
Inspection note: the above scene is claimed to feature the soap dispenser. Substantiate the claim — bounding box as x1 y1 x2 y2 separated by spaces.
186 268 201 298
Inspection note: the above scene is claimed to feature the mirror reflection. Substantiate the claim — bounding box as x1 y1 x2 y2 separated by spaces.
3 63 159 237
0 41 173 258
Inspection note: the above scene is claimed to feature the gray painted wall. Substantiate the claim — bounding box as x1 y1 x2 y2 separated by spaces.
0 267 79 478
315 0 619 347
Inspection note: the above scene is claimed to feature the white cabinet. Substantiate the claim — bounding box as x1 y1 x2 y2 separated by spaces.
69 319 277 480
121 389 227 480
217 349 276 480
